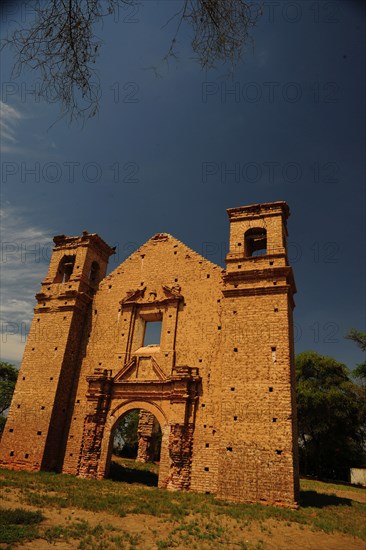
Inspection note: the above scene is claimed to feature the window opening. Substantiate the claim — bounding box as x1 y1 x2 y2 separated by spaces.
143 321 162 346
55 255 76 283
244 228 267 257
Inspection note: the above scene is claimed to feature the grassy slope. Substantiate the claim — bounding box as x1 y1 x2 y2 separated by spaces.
0 459 365 548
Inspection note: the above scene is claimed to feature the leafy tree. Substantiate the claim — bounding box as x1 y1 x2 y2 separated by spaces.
2 0 262 122
346 328 366 382
113 409 139 457
346 328 366 451
296 351 365 481
0 362 18 433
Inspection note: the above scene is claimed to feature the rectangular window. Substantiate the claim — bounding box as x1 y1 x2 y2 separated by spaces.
143 320 162 346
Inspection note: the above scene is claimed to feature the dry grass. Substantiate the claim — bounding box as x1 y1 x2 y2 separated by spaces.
0 461 365 549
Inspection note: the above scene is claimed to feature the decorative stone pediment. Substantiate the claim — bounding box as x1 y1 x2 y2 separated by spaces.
120 284 183 307
114 354 167 383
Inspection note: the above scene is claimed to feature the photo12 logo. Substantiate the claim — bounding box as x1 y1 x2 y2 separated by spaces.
202 81 340 104
1 161 140 185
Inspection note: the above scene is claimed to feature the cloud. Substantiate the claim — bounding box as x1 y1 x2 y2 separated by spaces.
0 205 53 363
0 101 22 150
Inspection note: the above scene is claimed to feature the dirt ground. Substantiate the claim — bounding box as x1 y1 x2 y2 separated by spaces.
1 484 365 550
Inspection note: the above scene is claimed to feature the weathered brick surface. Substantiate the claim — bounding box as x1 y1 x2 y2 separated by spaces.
136 410 160 462
0 202 299 506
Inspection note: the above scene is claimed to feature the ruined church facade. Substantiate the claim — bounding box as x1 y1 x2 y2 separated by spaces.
0 201 299 506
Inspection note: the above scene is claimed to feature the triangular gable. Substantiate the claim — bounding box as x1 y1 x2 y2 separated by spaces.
114 355 167 382
107 233 223 280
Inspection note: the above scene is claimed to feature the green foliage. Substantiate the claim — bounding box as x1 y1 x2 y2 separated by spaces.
0 361 18 419
0 507 44 544
113 409 140 458
346 328 366 382
296 351 365 480
346 328 366 352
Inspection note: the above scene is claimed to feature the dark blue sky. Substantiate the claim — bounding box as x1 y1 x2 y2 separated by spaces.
0 0 365 369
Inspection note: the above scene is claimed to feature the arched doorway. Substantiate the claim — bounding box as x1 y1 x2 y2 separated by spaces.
108 408 162 486
77 367 201 491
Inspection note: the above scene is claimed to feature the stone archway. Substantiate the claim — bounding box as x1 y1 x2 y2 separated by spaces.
100 400 170 488
77 366 201 491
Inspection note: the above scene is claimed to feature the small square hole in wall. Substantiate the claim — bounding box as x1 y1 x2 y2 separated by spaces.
273 281 277 285
37 431 42 435
227 447 233 452
233 348 238 352
25 453 29 459
231 387 235 391
272 418 277 422
269 387 273 392
63 316 67 320
140 282 144 286
201 403 205 408
233 416 238 421
212 429 216 435
276 449 283 455
205 443 209 448
50 377 53 381
9 428 13 432
218 326 221 330
238 265 242 269
204 467 209 472
271 346 276 352
207 274 210 278
174 278 178 282
41 406 45 410
32 348 35 351
174 251 177 255
22 377 25 381
269 261 274 266
199 359 202 363
203 425 207 428
274 308 278 312
10 451 14 456
54 347 58 351
17 404 21 408
233 310 237 314
109 285 112 289
70 453 73 457
217 299 221 303
76 400 80 404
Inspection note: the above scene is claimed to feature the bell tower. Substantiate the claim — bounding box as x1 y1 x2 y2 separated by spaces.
217 202 299 506
0 232 115 473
